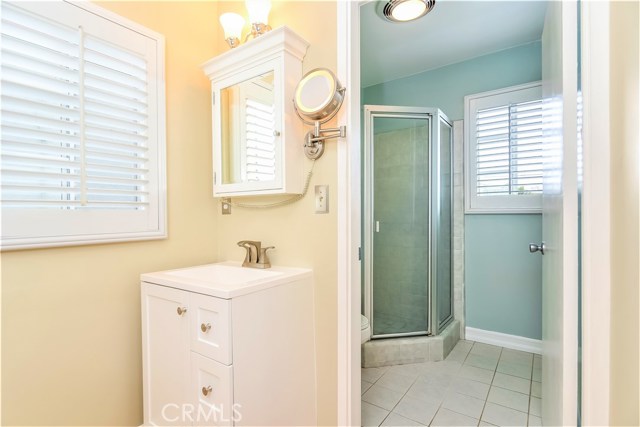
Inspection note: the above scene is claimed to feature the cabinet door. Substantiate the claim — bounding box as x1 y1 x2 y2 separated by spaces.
189 292 232 364
141 283 190 426
191 352 234 426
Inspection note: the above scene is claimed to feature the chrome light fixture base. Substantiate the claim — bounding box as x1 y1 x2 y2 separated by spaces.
382 0 436 23
245 22 272 41
225 37 240 49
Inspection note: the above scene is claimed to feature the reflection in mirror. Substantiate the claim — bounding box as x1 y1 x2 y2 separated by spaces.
221 71 275 184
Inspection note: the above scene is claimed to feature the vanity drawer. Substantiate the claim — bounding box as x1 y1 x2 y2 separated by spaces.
191 352 234 426
189 292 232 364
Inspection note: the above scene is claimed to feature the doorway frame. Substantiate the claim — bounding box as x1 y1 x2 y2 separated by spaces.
335 1 613 426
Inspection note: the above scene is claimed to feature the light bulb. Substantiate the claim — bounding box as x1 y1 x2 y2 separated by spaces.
245 0 271 25
219 13 245 41
391 0 427 22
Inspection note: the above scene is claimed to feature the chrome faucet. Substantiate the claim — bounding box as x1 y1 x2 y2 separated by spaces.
237 240 274 269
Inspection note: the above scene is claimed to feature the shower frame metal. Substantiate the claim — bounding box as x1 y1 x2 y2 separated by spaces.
364 105 454 339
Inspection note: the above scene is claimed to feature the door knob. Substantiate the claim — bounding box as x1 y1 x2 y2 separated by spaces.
176 307 187 316
529 242 546 255
202 385 213 396
201 323 211 333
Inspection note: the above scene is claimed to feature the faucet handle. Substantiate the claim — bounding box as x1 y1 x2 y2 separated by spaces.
258 246 275 268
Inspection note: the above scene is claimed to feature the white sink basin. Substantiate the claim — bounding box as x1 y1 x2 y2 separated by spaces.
141 261 312 299
164 263 283 284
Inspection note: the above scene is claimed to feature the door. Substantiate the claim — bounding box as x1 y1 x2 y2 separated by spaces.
141 283 191 426
363 106 432 338
540 1 579 426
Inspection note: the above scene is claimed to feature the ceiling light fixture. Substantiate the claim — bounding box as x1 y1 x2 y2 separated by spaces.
383 0 436 22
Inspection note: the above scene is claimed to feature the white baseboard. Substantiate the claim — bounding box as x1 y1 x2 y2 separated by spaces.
465 327 542 355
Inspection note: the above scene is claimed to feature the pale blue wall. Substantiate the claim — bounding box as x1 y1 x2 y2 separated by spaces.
363 41 543 339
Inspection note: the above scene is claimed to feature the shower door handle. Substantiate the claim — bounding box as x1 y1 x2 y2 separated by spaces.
529 242 546 255
376 221 380 233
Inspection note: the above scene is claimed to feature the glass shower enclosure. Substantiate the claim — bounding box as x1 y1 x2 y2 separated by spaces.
363 105 453 338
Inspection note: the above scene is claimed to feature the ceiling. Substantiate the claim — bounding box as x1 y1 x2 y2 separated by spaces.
360 1 548 88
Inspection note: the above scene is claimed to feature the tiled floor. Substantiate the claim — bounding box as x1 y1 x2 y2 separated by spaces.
362 340 542 426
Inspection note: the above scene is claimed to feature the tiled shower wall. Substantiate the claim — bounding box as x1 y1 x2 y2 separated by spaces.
453 120 465 337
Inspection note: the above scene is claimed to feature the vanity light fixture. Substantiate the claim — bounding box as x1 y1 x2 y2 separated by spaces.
245 0 272 39
293 68 347 160
219 13 245 49
382 0 436 22
219 0 272 50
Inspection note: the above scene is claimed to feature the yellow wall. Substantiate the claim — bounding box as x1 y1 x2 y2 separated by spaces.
213 2 338 424
609 1 640 425
1 1 339 426
1 2 220 425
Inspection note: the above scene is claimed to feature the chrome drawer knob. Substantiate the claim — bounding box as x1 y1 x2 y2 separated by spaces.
201 323 212 333
176 307 187 316
202 385 213 396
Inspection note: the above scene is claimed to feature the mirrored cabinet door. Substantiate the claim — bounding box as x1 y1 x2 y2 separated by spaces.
202 26 309 197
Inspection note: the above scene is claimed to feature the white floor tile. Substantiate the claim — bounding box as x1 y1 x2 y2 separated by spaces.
500 349 533 365
430 408 479 427
376 371 419 393
496 360 532 380
406 378 447 404
388 362 433 377
393 394 440 425
487 386 530 413
532 366 541 382
441 391 485 419
481 402 528 427
380 412 424 426
530 381 541 398
465 353 500 371
435 360 463 374
528 414 542 426
420 371 454 388
449 377 490 400
362 384 405 411
362 380 374 395
458 365 495 384
492 372 531 395
362 402 389 427
529 396 542 417
479 422 497 426
470 342 502 358
363 366 389 384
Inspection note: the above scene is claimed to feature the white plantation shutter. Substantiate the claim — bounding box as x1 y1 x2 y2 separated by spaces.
0 1 166 249
475 99 543 195
244 98 276 182
465 82 543 213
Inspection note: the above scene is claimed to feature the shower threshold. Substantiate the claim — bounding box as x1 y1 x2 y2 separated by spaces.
362 320 460 368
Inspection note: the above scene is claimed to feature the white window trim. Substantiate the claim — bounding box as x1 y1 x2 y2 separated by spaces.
0 0 167 250
464 81 543 214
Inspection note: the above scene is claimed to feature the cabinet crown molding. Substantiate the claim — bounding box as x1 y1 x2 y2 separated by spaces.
201 26 310 81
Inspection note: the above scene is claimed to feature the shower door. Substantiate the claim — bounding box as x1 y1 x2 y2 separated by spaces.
364 105 452 339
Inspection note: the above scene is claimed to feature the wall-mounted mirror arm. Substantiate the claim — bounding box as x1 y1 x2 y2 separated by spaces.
303 124 347 159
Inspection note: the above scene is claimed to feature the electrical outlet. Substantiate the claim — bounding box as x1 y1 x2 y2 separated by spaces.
221 198 232 215
315 185 328 214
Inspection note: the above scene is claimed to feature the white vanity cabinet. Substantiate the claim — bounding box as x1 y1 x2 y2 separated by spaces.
141 262 316 426
201 26 309 197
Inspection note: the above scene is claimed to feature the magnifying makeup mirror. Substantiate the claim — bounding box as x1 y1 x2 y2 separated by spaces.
293 68 347 159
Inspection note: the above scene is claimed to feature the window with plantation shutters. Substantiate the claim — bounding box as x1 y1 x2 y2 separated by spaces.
465 82 543 213
1 1 166 250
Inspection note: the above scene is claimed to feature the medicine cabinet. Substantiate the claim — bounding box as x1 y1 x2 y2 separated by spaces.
202 26 309 197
